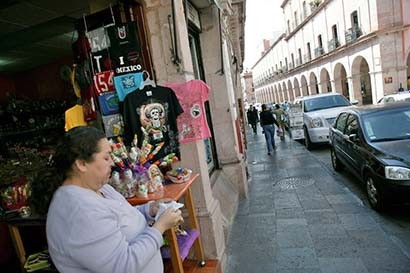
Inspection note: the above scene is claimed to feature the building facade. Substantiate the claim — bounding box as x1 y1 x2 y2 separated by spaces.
242 70 256 107
252 0 410 105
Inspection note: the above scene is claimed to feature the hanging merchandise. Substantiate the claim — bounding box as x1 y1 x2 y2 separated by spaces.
91 49 112 74
87 26 111 53
72 31 91 64
64 104 87 131
165 80 212 143
80 85 97 121
102 114 124 137
113 72 143 101
122 85 183 163
98 92 119 115
107 22 143 75
93 70 114 94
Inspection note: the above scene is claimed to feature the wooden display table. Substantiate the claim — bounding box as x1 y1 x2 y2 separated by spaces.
127 173 205 273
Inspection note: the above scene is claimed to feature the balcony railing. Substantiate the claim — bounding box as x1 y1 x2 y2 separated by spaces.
328 38 340 51
304 54 312 63
289 63 294 70
314 47 324 58
345 26 362 43
296 58 302 66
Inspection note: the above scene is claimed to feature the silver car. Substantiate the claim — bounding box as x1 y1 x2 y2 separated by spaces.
294 93 356 150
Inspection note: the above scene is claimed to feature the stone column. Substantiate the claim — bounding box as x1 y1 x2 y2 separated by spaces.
143 0 230 260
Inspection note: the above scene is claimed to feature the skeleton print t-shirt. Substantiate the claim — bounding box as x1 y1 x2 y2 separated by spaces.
122 85 183 163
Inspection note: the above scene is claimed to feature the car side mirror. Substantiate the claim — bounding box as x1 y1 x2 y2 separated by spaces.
351 99 359 105
348 134 359 142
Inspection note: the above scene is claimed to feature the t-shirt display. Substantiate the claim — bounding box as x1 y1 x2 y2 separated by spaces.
87 26 111 53
113 72 144 101
122 85 183 163
165 80 211 143
93 70 114 94
107 23 143 76
64 104 87 131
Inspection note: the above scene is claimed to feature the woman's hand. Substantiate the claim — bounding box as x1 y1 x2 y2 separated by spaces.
149 198 172 217
153 208 183 234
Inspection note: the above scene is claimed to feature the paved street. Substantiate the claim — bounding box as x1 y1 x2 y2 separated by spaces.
225 127 410 273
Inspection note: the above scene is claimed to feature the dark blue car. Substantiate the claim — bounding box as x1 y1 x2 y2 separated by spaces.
329 102 410 211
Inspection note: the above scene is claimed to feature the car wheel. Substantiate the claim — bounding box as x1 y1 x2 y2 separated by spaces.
366 174 384 211
330 148 343 172
304 127 313 150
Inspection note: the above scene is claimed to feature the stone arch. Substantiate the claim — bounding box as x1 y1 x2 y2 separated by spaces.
282 82 288 102
301 75 308 96
293 77 301 99
309 72 319 94
334 63 349 99
320 68 332 93
270 86 274 102
278 84 283 102
274 85 279 102
287 80 293 102
352 56 372 105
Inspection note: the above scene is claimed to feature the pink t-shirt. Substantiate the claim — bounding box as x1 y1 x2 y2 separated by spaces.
165 80 211 143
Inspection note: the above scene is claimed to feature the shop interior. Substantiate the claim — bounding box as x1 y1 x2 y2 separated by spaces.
0 1 212 272
0 1 144 271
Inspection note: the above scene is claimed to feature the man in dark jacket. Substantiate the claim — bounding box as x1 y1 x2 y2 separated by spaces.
259 104 279 155
247 105 259 134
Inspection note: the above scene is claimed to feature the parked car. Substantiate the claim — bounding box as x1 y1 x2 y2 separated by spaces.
293 93 356 150
329 102 410 210
377 91 410 104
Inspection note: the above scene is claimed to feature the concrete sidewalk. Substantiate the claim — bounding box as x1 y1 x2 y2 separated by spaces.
225 127 410 273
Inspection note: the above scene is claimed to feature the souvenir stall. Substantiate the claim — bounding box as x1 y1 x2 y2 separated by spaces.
2 4 214 273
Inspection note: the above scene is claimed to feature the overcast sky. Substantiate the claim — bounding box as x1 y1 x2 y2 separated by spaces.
243 0 285 70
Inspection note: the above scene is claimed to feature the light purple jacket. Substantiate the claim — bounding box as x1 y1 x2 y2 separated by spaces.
46 184 163 273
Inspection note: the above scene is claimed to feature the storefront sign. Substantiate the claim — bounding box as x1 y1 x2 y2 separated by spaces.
384 77 393 84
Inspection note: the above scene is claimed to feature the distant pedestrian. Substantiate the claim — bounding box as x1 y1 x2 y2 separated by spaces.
247 105 259 134
273 104 286 140
260 104 279 155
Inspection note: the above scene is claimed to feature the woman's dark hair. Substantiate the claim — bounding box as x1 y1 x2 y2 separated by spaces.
261 104 267 110
29 126 106 215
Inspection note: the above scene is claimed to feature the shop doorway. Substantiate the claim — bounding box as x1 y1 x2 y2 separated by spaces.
333 63 349 99
293 78 301 98
301 75 308 96
309 72 319 94
352 56 372 105
320 68 332 92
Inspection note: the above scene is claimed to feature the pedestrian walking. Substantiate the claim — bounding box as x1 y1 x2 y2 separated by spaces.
273 104 286 140
247 105 259 134
260 104 279 155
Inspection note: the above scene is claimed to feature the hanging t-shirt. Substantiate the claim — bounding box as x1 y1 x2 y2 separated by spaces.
113 72 144 101
64 104 87 131
122 85 183 163
107 23 143 76
165 80 211 143
87 27 111 53
93 70 114 95
91 49 112 74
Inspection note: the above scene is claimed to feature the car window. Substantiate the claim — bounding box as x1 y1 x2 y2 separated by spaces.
345 114 359 136
363 108 410 141
303 95 351 112
335 113 349 132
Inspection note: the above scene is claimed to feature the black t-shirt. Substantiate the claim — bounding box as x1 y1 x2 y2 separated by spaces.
122 85 183 163
107 22 143 76
259 110 278 126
